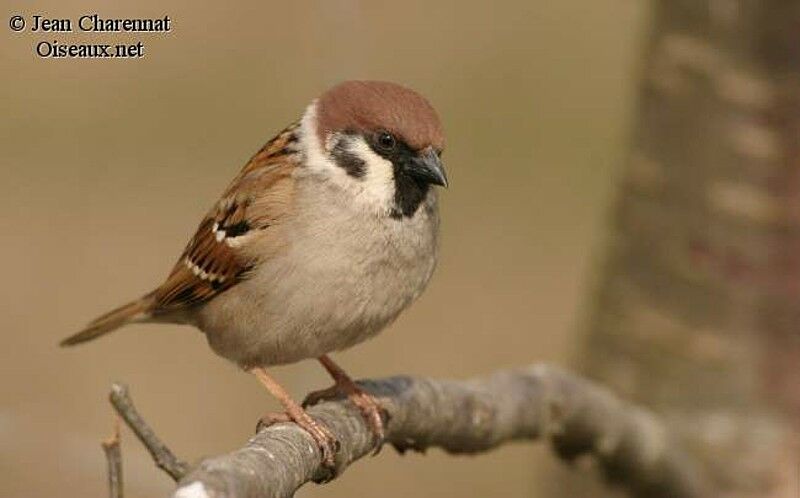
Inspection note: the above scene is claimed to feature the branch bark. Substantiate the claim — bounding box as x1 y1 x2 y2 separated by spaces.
109 384 190 481
101 419 123 498
109 364 708 498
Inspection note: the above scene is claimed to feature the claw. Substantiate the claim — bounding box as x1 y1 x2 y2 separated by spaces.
255 411 291 433
303 417 339 472
302 385 342 408
304 383 387 454
249 367 341 474
256 410 340 473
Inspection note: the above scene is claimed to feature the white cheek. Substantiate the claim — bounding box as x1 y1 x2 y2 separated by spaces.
347 139 396 209
299 102 396 213
300 103 331 175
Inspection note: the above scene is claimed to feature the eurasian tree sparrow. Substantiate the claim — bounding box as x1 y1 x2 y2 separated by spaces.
61 80 447 469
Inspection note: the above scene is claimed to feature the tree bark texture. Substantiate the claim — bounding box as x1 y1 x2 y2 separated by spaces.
143 365 706 498
568 1 800 496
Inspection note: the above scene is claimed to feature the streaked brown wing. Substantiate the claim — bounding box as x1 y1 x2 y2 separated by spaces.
152 123 299 313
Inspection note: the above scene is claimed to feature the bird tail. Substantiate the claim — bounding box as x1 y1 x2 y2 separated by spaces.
60 293 156 347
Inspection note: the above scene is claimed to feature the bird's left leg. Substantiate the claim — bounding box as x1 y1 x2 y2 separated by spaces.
250 367 339 470
303 355 387 450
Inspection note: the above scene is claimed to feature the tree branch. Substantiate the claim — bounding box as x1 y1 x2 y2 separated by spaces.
110 364 708 498
101 419 123 498
109 383 190 481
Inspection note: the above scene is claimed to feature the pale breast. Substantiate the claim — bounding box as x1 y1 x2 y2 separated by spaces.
196 181 439 368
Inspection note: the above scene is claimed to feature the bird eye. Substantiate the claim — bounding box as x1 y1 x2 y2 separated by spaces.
377 132 397 151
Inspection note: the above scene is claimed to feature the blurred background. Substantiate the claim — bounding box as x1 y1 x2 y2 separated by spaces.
1 1 647 497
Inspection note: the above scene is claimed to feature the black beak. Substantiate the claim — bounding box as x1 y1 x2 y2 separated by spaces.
409 147 448 188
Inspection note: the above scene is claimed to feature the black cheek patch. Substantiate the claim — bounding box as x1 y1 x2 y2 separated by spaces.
390 171 430 219
367 138 431 219
331 139 366 178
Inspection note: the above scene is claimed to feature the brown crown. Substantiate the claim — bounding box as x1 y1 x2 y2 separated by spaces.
316 80 444 151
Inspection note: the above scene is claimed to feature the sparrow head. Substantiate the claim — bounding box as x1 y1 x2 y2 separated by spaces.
302 80 447 218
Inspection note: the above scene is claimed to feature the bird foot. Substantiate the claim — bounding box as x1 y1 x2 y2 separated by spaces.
304 383 388 454
256 409 340 476
302 385 342 407
255 411 291 432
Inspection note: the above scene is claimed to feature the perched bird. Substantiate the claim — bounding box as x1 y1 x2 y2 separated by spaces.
61 80 447 468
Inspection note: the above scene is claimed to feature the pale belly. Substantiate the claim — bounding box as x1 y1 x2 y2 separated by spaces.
194 206 438 368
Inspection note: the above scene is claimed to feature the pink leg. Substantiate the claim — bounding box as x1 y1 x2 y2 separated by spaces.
251 367 339 468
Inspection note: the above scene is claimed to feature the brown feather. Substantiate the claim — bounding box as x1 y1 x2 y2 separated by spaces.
60 293 154 346
316 81 444 151
60 123 299 346
153 123 299 313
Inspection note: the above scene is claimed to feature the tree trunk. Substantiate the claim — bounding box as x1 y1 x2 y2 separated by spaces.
561 1 800 496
